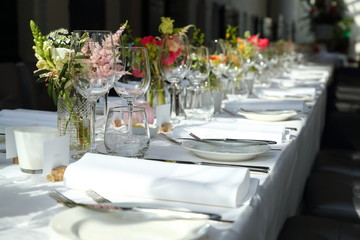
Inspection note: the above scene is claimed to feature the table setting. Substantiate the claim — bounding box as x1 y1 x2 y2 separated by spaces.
0 17 333 240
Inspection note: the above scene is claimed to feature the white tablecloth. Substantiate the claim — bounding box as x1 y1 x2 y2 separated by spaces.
0 63 331 240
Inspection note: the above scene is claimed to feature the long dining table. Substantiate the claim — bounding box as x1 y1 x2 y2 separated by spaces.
0 62 332 240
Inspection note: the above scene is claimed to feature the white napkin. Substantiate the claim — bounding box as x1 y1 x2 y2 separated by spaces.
253 87 317 100
64 153 250 208
224 98 305 112
173 120 288 143
0 109 57 128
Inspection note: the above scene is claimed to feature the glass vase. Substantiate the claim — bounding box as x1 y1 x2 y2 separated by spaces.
57 94 91 159
146 76 170 111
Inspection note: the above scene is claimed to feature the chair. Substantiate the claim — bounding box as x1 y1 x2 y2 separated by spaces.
305 171 360 224
313 149 360 177
278 215 360 240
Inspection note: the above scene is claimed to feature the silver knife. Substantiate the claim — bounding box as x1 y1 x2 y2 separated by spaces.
179 137 277 145
144 157 269 173
55 201 233 222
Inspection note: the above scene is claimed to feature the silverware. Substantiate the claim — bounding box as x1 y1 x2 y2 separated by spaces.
86 189 111 203
222 108 238 116
159 133 182 145
157 134 270 173
179 137 277 145
144 157 269 173
49 190 230 222
189 132 273 145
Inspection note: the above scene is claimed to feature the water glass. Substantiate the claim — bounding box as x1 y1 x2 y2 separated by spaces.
104 106 150 158
182 87 214 121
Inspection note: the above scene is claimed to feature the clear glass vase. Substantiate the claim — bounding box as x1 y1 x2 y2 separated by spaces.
146 76 170 111
57 94 91 159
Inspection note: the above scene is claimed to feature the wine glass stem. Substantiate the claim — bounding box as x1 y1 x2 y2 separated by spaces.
89 101 97 153
127 102 133 137
170 83 177 120
103 91 109 122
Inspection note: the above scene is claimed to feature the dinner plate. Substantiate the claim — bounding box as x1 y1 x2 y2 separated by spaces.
262 94 311 100
182 140 271 161
50 207 209 240
237 109 298 122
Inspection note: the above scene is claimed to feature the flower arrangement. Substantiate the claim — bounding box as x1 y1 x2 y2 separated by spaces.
30 20 126 152
123 17 194 108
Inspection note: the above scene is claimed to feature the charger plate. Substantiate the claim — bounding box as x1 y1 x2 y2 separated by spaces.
182 140 271 161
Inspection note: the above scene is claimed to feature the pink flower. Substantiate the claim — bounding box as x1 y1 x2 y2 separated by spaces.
134 101 155 124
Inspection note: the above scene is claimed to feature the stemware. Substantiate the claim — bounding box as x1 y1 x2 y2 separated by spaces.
183 46 213 120
187 46 210 88
114 47 150 105
160 33 191 123
224 48 249 99
70 30 116 153
113 47 151 135
209 39 227 89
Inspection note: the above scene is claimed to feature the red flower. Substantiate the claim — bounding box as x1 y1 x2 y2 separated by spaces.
140 36 162 47
132 67 145 78
161 48 182 66
246 34 269 50
246 35 259 45
257 38 270 50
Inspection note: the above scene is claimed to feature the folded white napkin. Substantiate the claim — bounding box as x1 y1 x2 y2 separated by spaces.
253 87 317 100
224 98 305 112
64 153 250 208
173 120 288 143
0 109 57 128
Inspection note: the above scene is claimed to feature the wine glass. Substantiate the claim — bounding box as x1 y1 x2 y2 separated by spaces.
187 46 210 88
160 34 191 123
114 47 150 106
113 47 151 136
70 30 116 153
209 39 228 89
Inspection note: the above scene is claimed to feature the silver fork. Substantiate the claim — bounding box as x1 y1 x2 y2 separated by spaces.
49 190 77 207
86 189 111 203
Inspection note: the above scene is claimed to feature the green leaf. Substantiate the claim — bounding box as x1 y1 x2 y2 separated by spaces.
59 62 68 80
36 76 47 83
74 55 89 59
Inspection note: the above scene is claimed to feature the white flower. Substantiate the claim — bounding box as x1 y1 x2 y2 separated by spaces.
51 47 73 70
36 59 47 69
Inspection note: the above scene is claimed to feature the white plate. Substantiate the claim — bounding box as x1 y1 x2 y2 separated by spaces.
182 140 271 161
237 109 298 122
262 94 311 100
50 207 209 240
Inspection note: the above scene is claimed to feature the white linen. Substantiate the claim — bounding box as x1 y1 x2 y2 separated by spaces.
253 87 317 100
64 153 250 208
224 98 305 112
0 109 57 128
172 120 289 143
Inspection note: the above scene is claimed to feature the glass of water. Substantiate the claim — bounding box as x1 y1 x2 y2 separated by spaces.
104 106 150 158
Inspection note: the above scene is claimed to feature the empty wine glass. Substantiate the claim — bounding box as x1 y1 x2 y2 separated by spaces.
113 47 151 136
114 47 150 106
209 39 227 88
187 46 210 88
160 33 191 123
70 30 116 153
